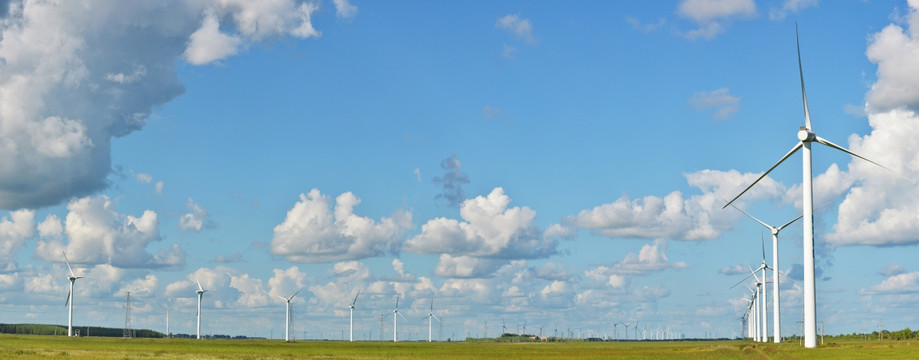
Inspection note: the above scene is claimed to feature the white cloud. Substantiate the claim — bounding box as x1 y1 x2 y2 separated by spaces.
719 264 747 275
135 173 153 184
268 266 309 300
688 88 741 120
37 214 63 238
626 17 666 33
0 209 35 259
496 14 537 45
677 0 756 40
271 188 411 263
864 272 919 294
678 0 756 23
155 181 164 194
769 0 819 21
434 254 504 278
179 197 209 232
585 240 688 283
0 0 322 209
880 262 906 277
116 274 158 298
34 195 183 268
569 169 785 241
184 10 242 65
407 188 559 278
333 0 357 18
822 4 919 246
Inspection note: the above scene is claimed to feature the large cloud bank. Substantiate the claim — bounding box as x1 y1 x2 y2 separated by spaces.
0 0 320 209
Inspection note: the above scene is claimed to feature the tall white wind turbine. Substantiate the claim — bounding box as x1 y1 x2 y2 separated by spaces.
62 252 83 337
280 289 302 342
194 274 209 340
722 26 908 348
348 290 360 342
732 257 771 342
161 304 174 338
392 295 406 342
426 298 440 342
729 204 801 343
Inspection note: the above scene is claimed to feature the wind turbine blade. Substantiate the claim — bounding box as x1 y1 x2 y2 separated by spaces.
430 298 434 312
731 271 757 289
726 202 771 230
814 135 913 182
351 289 361 307
398 312 407 320
290 288 303 300
432 314 440 321
796 23 812 131
65 291 71 307
194 274 204 291
723 142 803 209
761 230 766 261
395 294 400 309
776 214 804 232
62 251 75 277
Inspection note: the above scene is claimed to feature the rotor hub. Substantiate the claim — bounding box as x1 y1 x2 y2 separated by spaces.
797 127 815 142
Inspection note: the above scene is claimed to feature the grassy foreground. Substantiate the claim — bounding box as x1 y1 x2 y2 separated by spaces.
3 335 919 359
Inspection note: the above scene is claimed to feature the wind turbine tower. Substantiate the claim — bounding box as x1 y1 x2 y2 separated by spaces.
62 252 83 337
280 289 302 342
194 274 209 340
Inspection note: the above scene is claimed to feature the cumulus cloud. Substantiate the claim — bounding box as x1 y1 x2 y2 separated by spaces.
135 173 153 184
496 14 537 45
768 0 818 21
0 0 322 210
677 0 756 40
34 195 183 268
718 264 747 275
626 17 667 33
880 262 906 277
179 197 210 232
585 239 688 291
432 154 469 208
864 272 919 294
271 188 411 263
688 88 741 120
0 210 35 260
333 0 357 18
823 3 919 247
407 188 559 278
569 169 785 241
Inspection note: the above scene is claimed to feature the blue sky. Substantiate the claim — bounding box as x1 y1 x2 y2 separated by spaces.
1 0 919 340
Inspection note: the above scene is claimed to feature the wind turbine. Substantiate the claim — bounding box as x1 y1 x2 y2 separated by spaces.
62 252 83 337
728 203 801 343
194 274 209 340
501 319 507 335
392 295 406 342
160 304 174 338
722 25 908 348
732 250 771 343
348 290 360 342
279 289 302 342
425 298 439 342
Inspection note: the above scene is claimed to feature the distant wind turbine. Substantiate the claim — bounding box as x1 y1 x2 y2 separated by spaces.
392 295 406 342
348 290 360 342
425 298 439 342
194 274 209 340
62 252 83 337
160 304 174 338
722 25 910 348
728 203 801 343
279 289 302 342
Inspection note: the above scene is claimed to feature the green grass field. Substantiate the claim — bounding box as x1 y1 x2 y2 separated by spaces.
3 335 919 359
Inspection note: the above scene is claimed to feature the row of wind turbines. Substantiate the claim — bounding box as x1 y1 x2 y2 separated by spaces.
722 25 909 348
